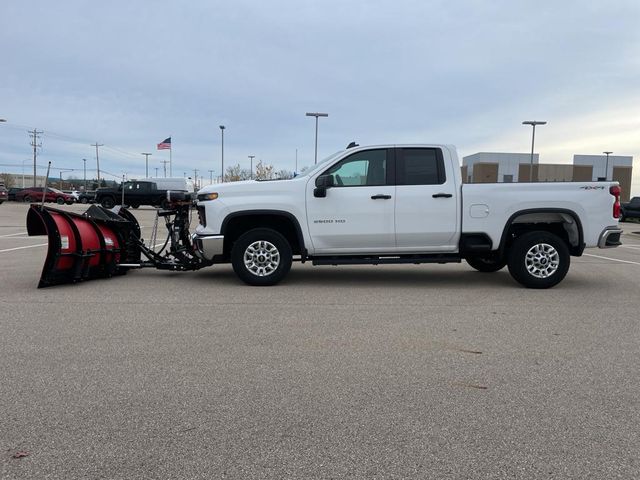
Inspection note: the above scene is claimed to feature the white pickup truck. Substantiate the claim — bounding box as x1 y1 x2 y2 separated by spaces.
192 144 623 288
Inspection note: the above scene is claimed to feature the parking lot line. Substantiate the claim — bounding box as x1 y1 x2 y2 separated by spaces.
0 243 48 253
0 231 28 238
582 253 640 266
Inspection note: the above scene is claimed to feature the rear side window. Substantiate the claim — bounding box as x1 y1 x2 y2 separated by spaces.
397 148 445 185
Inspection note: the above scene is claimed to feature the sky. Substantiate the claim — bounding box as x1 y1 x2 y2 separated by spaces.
1 0 639 193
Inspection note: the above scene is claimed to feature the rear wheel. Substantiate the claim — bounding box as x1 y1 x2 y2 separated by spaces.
23 195 32 203
231 228 292 286
101 197 115 209
160 199 170 209
507 231 570 289
466 254 506 272
80 197 89 204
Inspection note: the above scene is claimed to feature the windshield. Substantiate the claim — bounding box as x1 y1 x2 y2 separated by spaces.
48 188 63 194
296 150 345 178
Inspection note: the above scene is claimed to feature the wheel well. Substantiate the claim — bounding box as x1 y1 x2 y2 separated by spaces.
222 213 303 258
500 211 583 256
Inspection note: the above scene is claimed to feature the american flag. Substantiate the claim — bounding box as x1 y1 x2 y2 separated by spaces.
157 137 171 150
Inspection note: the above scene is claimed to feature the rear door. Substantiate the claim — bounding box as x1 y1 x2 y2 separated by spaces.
394 147 459 252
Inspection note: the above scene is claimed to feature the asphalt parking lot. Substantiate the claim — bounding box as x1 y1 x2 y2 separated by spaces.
1 202 639 479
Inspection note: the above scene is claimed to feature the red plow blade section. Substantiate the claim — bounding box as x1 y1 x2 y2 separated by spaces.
27 205 142 288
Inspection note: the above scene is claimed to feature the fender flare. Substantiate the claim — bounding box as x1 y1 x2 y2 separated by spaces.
220 209 307 258
498 208 584 256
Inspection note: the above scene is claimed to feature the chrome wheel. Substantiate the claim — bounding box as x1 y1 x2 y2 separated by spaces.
243 240 280 277
525 243 559 278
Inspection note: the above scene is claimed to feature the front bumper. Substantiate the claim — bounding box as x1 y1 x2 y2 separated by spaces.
598 227 623 248
192 233 224 261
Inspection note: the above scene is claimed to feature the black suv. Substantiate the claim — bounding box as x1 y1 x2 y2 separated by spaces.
621 197 640 222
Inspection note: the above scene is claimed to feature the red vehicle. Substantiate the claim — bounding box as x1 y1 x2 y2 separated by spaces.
15 187 75 205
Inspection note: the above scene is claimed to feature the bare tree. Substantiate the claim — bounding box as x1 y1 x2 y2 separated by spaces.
275 169 294 180
254 161 274 180
0 173 14 187
224 164 252 182
225 164 243 182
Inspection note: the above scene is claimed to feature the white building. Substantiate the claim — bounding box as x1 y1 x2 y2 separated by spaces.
462 152 538 183
572 154 633 181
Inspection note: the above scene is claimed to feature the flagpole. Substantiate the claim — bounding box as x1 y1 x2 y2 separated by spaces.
169 135 172 177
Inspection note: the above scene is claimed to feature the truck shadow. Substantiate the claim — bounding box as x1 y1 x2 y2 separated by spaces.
284 267 517 289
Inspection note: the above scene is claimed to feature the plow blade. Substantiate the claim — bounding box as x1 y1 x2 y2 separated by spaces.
27 204 142 288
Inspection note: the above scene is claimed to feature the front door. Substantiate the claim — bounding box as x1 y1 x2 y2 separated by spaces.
306 148 396 254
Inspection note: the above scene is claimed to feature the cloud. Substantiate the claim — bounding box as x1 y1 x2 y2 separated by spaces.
1 0 638 193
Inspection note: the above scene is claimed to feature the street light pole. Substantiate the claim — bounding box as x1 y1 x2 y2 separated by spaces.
306 112 329 164
522 121 547 182
219 125 225 182
141 153 152 178
603 151 613 181
208 169 214 185
82 158 87 190
248 155 255 179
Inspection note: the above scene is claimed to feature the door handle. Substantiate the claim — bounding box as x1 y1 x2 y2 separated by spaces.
432 193 453 198
371 194 392 200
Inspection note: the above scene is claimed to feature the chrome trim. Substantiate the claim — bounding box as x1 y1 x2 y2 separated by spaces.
192 234 224 261
598 227 622 248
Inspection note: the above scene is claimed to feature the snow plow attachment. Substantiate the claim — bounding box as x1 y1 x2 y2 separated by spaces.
27 204 142 288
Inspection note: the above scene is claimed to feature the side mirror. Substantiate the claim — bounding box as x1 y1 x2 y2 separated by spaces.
314 175 334 198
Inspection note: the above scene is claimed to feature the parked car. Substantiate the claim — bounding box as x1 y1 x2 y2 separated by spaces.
15 187 75 204
78 191 96 204
620 197 640 221
8 187 23 201
0 183 7 204
63 190 81 201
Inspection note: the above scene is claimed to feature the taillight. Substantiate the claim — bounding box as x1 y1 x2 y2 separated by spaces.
610 185 621 218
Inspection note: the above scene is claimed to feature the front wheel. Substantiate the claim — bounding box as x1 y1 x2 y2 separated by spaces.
466 255 507 273
23 195 32 203
507 231 570 289
56 197 65 205
100 197 115 209
231 228 293 286
80 197 89 204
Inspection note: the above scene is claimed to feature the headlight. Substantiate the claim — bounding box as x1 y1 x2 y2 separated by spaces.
197 192 219 201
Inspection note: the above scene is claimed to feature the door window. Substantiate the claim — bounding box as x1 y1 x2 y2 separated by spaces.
323 150 388 186
396 148 445 185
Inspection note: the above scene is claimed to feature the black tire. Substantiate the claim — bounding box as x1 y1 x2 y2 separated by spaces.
80 197 89 204
466 254 507 273
130 203 140 209
507 231 570 289
231 228 293 286
101 197 115 209
160 199 170 210
23 195 32 203
56 197 65 205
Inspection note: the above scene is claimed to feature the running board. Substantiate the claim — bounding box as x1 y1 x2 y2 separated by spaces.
311 254 461 266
